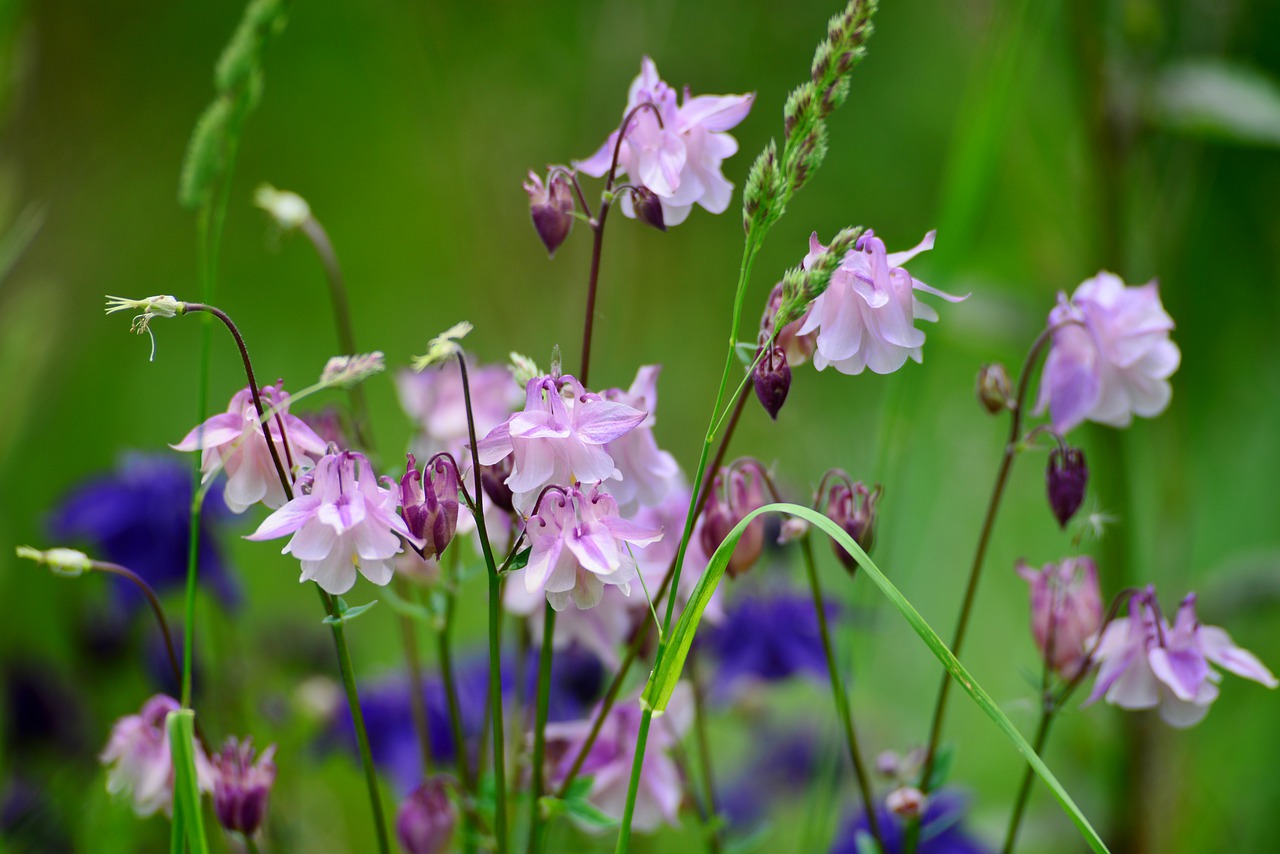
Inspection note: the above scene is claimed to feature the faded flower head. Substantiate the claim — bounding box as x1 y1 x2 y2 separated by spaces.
173 382 328 513
700 460 769 579
1036 271 1180 435
210 737 277 836
1086 587 1277 728
577 57 754 227
247 450 413 595
1016 556 1103 679
797 230 966 375
396 777 457 854
524 170 575 257
510 484 662 612
476 374 646 514
100 694 211 817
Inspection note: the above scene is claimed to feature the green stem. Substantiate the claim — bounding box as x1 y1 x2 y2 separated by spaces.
396 576 434 776
686 653 722 854
1001 704 1055 854
527 605 557 854
800 535 883 850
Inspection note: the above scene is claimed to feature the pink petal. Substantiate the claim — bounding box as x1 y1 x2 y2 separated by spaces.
247 495 321 541
678 93 755 132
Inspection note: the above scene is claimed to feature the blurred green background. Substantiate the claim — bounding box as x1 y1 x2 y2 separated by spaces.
2 0 1279 851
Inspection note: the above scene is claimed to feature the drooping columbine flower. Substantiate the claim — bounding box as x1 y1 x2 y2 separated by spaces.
576 57 754 227
1016 557 1103 679
700 460 769 579
396 777 457 854
396 357 521 463
209 737 277 837
476 374 646 515
173 382 328 513
509 484 662 611
1085 588 1277 728
100 694 212 817
524 170 575 257
247 451 414 595
826 479 880 572
399 454 459 560
601 365 681 515
796 230 966 375
546 682 693 832
1035 271 1181 435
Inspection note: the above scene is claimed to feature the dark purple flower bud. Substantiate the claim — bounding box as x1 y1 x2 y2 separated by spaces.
481 456 515 513
396 777 457 854
524 170 574 257
827 480 880 573
210 737 277 837
700 461 768 579
630 187 666 232
976 362 1012 414
400 454 460 559
753 345 792 420
1046 446 1088 528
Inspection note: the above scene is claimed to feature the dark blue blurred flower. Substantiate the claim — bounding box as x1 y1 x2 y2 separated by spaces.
719 730 820 830
331 644 604 793
49 453 239 614
702 591 836 696
831 791 992 854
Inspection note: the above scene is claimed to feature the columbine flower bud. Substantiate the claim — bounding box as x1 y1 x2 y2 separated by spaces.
827 480 880 573
752 345 792 421
700 461 768 579
874 750 900 778
1046 446 1088 528
976 363 1012 414
400 454 460 560
210 737 277 837
777 517 809 545
886 786 926 819
254 184 311 231
1016 556 1103 679
16 545 92 578
630 187 667 232
396 777 457 854
524 170 574 257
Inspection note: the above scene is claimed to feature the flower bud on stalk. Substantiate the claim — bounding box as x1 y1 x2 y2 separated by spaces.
1017 556 1103 679
400 454 459 560
396 777 457 854
753 344 791 420
700 461 768 579
975 362 1012 414
1046 446 1088 528
524 170 575 257
210 738 277 837
827 480 880 573
630 186 667 231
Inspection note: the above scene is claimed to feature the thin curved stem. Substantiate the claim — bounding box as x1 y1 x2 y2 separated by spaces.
1002 699 1055 854
527 605 557 854
95 562 182 692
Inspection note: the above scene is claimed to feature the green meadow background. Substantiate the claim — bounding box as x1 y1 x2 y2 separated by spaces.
2 0 1278 851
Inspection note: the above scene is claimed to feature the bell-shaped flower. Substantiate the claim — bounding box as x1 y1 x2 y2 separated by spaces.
601 365 681 515
396 777 457 854
512 484 662 612
577 57 754 227
545 682 693 832
476 374 646 515
827 479 880 573
797 230 966 376
400 454 460 560
1035 271 1181 434
1016 556 1103 679
396 358 522 464
210 737 277 837
173 382 328 513
700 460 769 579
247 451 414 595
1086 588 1276 728
100 694 213 817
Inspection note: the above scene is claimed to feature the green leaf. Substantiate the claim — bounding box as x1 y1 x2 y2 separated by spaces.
854 830 880 854
323 598 378 625
562 775 594 801
508 547 531 572
1152 59 1280 148
166 709 209 854
926 742 954 791
381 583 434 624
562 797 619 831
641 502 1109 854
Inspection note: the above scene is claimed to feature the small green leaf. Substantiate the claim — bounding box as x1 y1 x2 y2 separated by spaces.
854 829 880 854
562 775 594 801
507 547 532 572
166 709 209 854
926 743 955 791
382 584 434 623
323 599 379 625
537 795 567 821
563 797 619 830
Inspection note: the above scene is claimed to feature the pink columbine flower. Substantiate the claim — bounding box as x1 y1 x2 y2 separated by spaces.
796 230 966 375
396 358 522 463
247 451 414 595
546 682 692 832
476 374 647 515
1035 271 1181 435
1016 556 1103 679
602 366 681 515
700 460 769 579
509 484 662 612
1085 588 1277 728
100 694 212 817
210 737 277 837
400 453 460 560
576 57 754 227
173 382 328 513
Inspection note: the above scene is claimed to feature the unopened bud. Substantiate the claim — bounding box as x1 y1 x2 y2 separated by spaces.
630 187 666 232
777 517 809 545
17 545 92 578
753 345 792 420
400 454 460 560
524 170 575 257
397 777 457 854
254 184 311 231
700 461 768 579
1046 446 1088 528
210 737 277 837
874 750 901 778
827 480 880 573
976 363 1012 414
886 786 926 820
1017 556 1103 679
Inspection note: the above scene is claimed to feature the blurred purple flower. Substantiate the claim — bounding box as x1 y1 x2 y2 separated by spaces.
99 694 213 817
831 791 991 854
577 57 754 227
396 357 521 464
703 591 836 696
718 731 820 830
1035 271 1180 435
397 776 457 854
210 737 277 836
49 454 239 614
